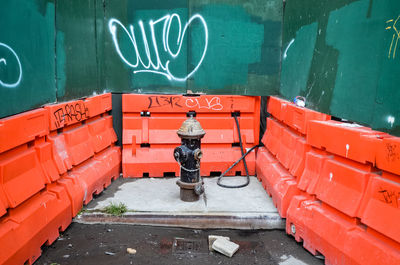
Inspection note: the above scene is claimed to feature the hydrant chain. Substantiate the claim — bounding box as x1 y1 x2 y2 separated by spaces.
178 162 200 173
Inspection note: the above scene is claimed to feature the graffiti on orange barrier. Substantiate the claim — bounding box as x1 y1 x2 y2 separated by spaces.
185 96 223 111
148 95 183 109
146 95 224 111
378 187 400 207
52 102 89 129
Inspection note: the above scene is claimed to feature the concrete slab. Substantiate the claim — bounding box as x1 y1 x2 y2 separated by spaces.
78 176 284 229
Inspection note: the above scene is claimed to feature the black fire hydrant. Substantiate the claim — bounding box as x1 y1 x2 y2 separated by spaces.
174 112 205 202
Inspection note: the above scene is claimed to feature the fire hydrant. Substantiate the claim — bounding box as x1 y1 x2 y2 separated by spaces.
174 111 205 202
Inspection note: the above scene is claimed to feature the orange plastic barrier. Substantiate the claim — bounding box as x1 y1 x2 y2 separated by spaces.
0 108 48 153
45 93 112 131
57 176 85 217
314 157 374 218
261 118 284 156
69 146 121 205
277 128 299 169
0 186 72 265
122 94 260 178
35 140 61 183
297 149 333 195
84 93 112 118
0 109 50 217
306 120 386 164
288 136 311 178
359 172 400 244
88 116 117 153
286 196 400 265
0 93 120 264
47 125 96 172
256 147 278 190
45 99 88 131
283 103 330 135
0 146 46 213
267 96 330 135
375 136 400 175
63 125 95 166
267 96 289 121
263 119 311 180
255 147 300 217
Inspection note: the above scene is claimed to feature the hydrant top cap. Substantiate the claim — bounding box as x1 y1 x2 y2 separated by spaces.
177 116 206 138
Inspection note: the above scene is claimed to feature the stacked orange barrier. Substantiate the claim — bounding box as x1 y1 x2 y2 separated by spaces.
0 108 72 265
0 109 49 217
257 96 330 217
122 95 260 178
286 196 400 265
0 93 121 264
258 97 400 264
45 93 120 214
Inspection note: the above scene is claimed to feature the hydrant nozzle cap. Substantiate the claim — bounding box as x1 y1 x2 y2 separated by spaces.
177 116 206 139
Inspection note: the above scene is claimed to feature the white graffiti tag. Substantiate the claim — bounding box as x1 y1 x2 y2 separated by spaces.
185 96 223 111
108 13 208 81
0 42 22 88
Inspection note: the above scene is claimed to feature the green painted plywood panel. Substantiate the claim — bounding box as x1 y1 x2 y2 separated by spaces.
103 0 282 95
189 2 282 95
281 0 400 136
280 22 318 100
103 0 188 94
56 0 103 101
0 0 56 118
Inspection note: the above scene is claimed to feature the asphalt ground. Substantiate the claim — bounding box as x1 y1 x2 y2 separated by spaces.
35 223 323 265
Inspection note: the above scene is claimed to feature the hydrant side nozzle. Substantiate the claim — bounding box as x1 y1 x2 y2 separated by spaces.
193 149 202 160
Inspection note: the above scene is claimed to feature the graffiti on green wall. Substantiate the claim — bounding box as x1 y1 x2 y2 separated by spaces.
0 0 56 118
108 13 208 82
0 42 22 88
104 0 283 95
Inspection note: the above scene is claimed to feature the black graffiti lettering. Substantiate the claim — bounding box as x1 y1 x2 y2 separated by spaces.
160 96 172 107
379 189 392 204
52 102 89 129
378 188 400 207
64 104 73 122
147 96 154 109
53 108 65 128
172 96 182 108
148 96 183 109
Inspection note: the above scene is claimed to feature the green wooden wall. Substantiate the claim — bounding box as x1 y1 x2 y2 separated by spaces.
0 0 56 118
281 0 400 135
0 0 282 118
2 0 400 137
